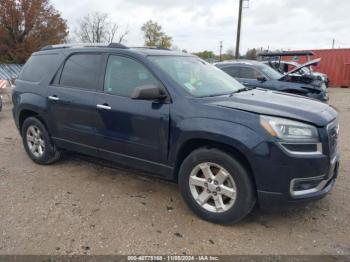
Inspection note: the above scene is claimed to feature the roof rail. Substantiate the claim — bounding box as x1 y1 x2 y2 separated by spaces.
40 43 129 51
131 46 172 51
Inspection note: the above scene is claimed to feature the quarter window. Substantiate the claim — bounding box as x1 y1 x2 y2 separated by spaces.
104 56 159 97
60 54 101 90
19 54 59 82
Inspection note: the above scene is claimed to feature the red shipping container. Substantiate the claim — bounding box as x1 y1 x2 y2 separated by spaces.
283 48 350 87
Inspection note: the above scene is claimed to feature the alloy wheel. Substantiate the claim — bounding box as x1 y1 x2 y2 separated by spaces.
189 162 237 213
26 125 45 158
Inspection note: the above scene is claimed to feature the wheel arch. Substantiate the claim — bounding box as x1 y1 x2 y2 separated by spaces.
173 138 257 191
18 108 49 134
15 92 49 133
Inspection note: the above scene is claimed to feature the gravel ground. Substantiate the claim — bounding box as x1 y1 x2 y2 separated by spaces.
0 88 349 255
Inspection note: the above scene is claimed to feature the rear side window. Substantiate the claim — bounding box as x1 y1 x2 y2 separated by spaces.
104 55 159 97
60 54 101 90
240 67 261 79
19 54 59 82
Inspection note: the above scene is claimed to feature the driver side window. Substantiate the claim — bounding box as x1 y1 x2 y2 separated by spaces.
104 55 159 97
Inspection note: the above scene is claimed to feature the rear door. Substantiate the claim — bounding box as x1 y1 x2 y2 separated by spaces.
47 53 103 151
94 54 170 164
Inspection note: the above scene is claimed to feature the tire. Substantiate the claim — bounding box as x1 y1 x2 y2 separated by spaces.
21 117 61 165
179 147 256 224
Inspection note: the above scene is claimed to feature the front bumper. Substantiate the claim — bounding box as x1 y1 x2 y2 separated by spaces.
256 151 340 209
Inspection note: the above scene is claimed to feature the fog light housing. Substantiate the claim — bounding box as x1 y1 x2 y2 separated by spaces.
290 176 325 197
292 178 323 191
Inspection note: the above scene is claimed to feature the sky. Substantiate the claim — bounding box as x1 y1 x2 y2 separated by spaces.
51 0 350 54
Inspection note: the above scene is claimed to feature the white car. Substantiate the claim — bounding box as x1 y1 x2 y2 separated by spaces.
263 60 329 87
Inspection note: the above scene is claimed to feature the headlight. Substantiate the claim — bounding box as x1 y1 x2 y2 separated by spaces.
260 116 319 141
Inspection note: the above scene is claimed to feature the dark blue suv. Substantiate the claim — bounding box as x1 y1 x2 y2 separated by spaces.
12 44 340 224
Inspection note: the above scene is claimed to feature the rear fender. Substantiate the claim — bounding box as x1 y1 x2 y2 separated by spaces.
14 93 48 130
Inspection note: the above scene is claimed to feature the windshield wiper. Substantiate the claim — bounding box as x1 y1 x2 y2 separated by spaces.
229 86 256 96
200 93 227 98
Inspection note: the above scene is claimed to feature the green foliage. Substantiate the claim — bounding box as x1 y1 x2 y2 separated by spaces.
193 50 216 60
141 20 173 49
193 49 235 62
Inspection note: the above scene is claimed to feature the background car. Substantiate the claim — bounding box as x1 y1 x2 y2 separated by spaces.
215 60 328 102
263 60 330 87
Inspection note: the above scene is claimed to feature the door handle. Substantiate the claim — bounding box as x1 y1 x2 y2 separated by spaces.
48 95 60 101
242 82 249 85
97 104 112 110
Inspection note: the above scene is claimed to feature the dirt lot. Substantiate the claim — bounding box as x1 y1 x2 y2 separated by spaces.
0 88 349 255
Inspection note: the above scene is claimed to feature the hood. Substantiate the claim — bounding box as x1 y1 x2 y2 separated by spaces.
279 58 321 80
208 89 336 127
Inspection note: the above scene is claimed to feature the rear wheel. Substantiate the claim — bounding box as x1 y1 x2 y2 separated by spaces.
22 117 61 165
179 148 256 224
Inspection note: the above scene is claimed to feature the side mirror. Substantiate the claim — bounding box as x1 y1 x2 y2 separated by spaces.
257 76 267 82
132 84 167 100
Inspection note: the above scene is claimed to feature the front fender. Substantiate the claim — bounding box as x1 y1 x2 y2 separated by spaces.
170 117 265 163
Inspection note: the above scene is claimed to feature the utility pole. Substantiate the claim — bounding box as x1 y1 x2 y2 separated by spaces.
332 39 335 49
219 41 223 61
235 0 244 59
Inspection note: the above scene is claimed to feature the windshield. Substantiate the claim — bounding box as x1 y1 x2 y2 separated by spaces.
148 56 245 97
256 63 283 80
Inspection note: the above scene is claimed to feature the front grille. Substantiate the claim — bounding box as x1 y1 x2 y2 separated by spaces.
327 120 339 156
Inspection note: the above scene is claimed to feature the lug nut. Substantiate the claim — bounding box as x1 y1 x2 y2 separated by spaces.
208 178 212 183
214 180 219 185
216 187 221 192
213 192 217 196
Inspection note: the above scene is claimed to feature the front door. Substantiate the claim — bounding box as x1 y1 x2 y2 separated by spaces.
234 66 264 88
94 55 170 164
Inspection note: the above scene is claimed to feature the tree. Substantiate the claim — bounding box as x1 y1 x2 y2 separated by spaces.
220 49 235 61
193 50 216 60
245 48 258 60
75 12 128 44
0 0 68 63
159 35 172 49
192 49 236 63
141 20 172 49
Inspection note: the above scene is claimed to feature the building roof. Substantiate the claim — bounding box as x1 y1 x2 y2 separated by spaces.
258 51 314 57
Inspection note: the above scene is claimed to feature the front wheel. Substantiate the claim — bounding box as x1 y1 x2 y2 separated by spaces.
179 148 256 224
